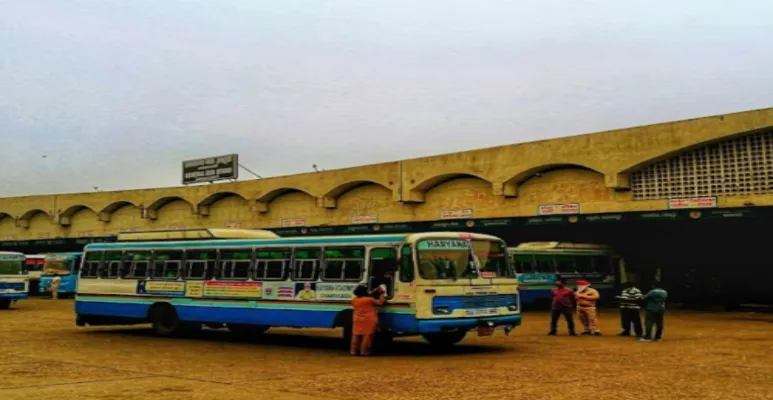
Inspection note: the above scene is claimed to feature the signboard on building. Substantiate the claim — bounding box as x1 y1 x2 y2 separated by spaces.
281 218 306 227
439 209 473 220
667 197 718 209
537 203 580 215
182 154 238 184
351 214 378 224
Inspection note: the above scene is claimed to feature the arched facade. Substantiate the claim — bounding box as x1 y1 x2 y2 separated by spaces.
1 107 772 241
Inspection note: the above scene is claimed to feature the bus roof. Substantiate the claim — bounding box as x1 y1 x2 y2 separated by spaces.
509 242 612 252
44 252 82 258
116 228 280 242
86 231 504 251
0 251 24 257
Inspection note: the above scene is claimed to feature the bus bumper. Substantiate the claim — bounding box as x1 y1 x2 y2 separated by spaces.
416 314 522 334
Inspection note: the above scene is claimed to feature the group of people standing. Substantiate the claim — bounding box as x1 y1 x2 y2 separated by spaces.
550 279 668 342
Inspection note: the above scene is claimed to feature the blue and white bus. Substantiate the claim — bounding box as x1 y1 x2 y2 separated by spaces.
75 229 521 347
510 242 626 307
0 251 29 309
40 252 82 297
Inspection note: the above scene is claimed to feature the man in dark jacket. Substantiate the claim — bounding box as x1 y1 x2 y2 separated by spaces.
548 278 577 336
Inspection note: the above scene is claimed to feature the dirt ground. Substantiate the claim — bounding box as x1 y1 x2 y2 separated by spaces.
1 299 772 400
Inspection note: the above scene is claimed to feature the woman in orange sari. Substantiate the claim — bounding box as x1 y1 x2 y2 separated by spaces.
350 284 386 356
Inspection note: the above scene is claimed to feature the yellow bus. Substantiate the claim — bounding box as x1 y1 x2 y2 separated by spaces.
75 229 521 346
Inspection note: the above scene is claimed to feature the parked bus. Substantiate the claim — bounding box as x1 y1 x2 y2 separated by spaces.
40 252 83 297
509 242 626 307
24 254 46 295
0 251 29 309
75 229 521 346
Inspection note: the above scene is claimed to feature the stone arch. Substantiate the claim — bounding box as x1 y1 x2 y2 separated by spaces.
320 180 392 209
415 174 503 221
0 212 12 222
144 196 194 220
197 192 248 216
58 204 97 226
0 213 15 239
406 172 492 203
98 201 140 222
255 188 317 213
503 163 605 197
16 209 51 229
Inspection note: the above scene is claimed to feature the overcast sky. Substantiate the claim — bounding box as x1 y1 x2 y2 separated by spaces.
1 0 772 197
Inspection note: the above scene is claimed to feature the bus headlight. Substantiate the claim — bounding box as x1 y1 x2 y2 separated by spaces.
433 306 451 315
507 304 518 311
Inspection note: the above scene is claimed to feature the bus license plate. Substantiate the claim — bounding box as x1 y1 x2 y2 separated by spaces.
477 326 495 337
465 308 498 317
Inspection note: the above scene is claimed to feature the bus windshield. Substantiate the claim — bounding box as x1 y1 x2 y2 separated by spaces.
417 239 513 280
0 258 22 275
43 258 72 275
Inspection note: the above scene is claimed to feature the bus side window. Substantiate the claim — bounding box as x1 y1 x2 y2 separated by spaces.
592 256 613 275
323 247 365 282
185 249 217 280
73 255 83 273
555 254 575 275
219 248 252 280
101 251 124 279
370 248 397 297
513 254 534 273
293 248 321 281
81 252 102 279
575 256 594 273
125 251 152 279
255 248 290 281
399 246 414 283
152 250 183 280
533 254 553 273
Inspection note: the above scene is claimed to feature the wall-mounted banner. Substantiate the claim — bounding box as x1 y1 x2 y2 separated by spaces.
351 214 378 224
182 154 238 185
440 209 473 220
281 218 306 228
203 281 262 298
538 203 580 215
225 221 241 228
667 197 718 209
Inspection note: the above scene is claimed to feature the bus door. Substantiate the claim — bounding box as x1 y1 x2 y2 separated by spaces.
368 247 398 299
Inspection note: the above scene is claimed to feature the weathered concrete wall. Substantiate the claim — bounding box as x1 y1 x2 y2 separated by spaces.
2 108 773 240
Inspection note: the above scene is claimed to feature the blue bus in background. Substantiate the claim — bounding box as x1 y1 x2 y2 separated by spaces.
509 242 628 307
40 252 82 297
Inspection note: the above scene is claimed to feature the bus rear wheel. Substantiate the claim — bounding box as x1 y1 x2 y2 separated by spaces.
422 330 467 347
149 304 188 337
0 299 10 310
228 324 270 339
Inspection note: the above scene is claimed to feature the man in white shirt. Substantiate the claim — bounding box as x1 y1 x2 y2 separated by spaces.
50 274 62 300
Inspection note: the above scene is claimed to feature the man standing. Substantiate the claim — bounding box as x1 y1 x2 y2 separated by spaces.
575 280 601 336
50 273 61 300
548 279 577 336
641 282 668 342
616 281 643 337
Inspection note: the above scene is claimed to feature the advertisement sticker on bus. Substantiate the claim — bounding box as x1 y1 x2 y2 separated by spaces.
138 281 186 296
203 281 262 298
263 282 296 300
316 283 358 300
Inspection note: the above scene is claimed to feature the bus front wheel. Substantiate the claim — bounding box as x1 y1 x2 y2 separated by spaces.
422 330 467 347
0 299 10 310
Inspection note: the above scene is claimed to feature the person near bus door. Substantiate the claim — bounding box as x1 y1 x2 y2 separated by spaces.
548 279 577 336
616 281 643 337
350 284 386 356
49 273 61 300
575 280 601 336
